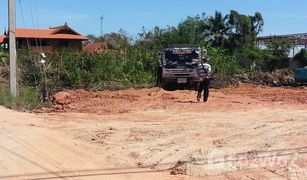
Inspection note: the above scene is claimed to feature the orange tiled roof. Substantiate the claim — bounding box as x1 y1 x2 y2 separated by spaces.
83 42 114 52
15 28 88 40
0 36 5 43
2 24 88 41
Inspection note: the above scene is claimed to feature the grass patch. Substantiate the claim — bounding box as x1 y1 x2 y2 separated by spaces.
0 87 41 111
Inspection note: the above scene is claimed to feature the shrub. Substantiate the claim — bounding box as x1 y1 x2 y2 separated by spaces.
205 46 246 75
17 49 158 101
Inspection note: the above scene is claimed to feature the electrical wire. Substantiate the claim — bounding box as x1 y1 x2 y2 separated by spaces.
18 0 40 95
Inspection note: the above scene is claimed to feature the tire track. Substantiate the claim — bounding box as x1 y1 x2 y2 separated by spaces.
0 129 71 179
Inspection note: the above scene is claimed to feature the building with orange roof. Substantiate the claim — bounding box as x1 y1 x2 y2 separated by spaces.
0 36 5 44
83 42 115 53
0 23 88 51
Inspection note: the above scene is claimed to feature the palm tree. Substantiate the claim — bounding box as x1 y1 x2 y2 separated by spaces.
205 11 229 48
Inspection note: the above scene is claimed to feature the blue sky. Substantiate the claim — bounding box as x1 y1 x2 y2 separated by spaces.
1 0 307 38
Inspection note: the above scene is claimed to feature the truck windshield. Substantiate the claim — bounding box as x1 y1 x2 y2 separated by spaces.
164 50 199 68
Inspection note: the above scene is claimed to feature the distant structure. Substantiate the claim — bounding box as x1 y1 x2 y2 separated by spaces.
257 33 307 56
257 33 307 46
0 36 5 47
0 23 88 51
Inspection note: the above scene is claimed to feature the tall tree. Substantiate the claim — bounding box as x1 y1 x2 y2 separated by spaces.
104 29 132 50
227 10 264 51
136 14 207 49
177 14 207 45
252 12 264 37
205 11 229 48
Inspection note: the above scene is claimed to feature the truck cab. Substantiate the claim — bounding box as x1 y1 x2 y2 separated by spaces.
295 67 307 84
158 45 203 90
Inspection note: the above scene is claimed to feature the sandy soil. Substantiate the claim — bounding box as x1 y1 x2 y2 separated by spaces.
1 83 307 180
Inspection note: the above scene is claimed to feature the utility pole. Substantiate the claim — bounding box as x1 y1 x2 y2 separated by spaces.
100 16 104 37
8 0 17 96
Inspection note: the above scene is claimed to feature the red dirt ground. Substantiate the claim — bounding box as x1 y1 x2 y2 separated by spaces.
49 83 307 115
2 83 307 179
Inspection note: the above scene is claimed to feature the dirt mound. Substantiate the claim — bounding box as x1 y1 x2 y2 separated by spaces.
239 69 295 87
45 83 307 114
53 92 71 105
50 89 141 114
49 88 185 114
210 75 239 89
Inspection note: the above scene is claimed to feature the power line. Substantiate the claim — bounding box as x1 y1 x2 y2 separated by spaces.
18 0 39 90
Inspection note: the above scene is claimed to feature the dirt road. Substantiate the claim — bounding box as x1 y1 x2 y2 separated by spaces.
1 84 307 179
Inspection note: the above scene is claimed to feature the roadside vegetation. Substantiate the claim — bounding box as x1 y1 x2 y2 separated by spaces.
0 10 295 110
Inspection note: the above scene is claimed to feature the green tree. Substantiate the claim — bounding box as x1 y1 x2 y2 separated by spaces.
252 12 264 36
293 49 307 67
104 29 132 51
136 14 207 50
266 37 291 57
265 37 291 71
136 26 167 50
227 10 264 51
177 14 207 45
205 11 229 48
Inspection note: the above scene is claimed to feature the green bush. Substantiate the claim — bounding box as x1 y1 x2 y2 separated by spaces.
293 49 307 67
235 47 291 72
0 51 8 67
17 49 158 95
205 46 246 75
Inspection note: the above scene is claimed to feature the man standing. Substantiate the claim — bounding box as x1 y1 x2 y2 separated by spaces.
197 56 211 102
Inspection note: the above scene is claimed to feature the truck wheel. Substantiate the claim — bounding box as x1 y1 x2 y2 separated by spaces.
156 66 162 87
296 81 303 86
161 79 171 91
